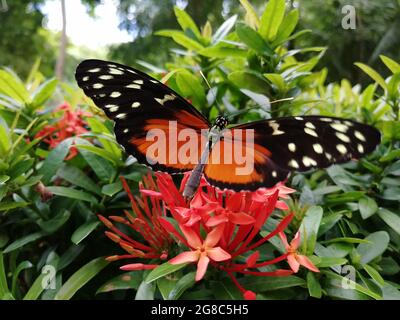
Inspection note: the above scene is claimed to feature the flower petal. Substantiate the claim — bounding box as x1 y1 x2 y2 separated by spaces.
207 247 231 261
279 232 290 249
243 290 257 300
296 254 320 272
169 251 199 265
229 212 255 225
195 254 210 281
180 225 202 248
291 231 301 250
287 254 300 273
206 214 229 227
204 224 225 248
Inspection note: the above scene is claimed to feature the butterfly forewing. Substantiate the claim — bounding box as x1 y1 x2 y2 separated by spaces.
75 59 210 173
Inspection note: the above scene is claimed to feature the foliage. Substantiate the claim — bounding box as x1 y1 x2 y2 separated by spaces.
0 0 399 300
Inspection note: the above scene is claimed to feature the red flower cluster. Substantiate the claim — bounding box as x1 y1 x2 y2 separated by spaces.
35 103 91 159
99 172 319 300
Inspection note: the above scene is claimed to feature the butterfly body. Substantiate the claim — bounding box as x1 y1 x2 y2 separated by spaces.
75 59 381 196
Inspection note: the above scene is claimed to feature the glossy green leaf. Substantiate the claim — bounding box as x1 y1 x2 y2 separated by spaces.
135 281 155 300
157 277 178 300
357 231 390 265
358 197 378 219
0 69 30 103
0 201 29 212
259 0 286 41
58 244 85 271
199 46 248 58
3 232 45 253
97 271 143 294
355 62 387 91
145 262 187 284
0 252 10 297
228 71 270 94
236 22 273 55
23 273 46 300
30 78 58 109
55 257 109 300
174 6 201 39
57 164 102 195
46 186 98 204
101 180 123 197
299 206 323 255
168 272 196 300
380 55 400 73
239 0 260 29
212 15 237 44
71 221 100 245
307 272 321 298
239 275 305 292
38 138 73 184
209 279 242 300
176 71 206 107
363 264 385 287
38 210 71 234
273 9 299 46
377 208 400 236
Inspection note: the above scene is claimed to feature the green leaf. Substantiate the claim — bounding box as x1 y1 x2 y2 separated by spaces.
0 252 10 297
176 71 206 107
239 0 260 29
239 275 305 292
299 206 323 255
3 232 45 253
0 201 29 212
322 237 369 245
157 277 178 300
363 264 385 287
145 262 187 284
380 55 400 73
264 73 286 92
318 212 343 236
23 273 46 300
315 257 347 268
209 279 242 299
212 15 238 44
79 146 115 181
58 244 85 271
97 271 143 294
101 180 123 197
30 78 58 109
0 124 11 155
174 6 201 39
0 69 30 103
168 272 196 300
57 164 102 195
228 71 270 94
236 22 273 55
199 46 248 58
46 186 98 204
259 0 286 41
11 260 33 295
377 208 400 236
273 9 299 47
135 281 155 300
55 257 109 300
355 62 387 91
357 231 390 265
358 197 378 219
170 33 204 51
76 144 119 166
86 118 121 159
307 272 321 298
38 210 71 234
38 138 73 184
71 221 100 245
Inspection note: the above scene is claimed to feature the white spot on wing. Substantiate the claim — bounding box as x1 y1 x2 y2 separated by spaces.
109 68 124 75
155 94 176 106
295 116 303 120
336 132 350 143
115 113 127 119
126 84 141 89
288 143 296 152
331 123 348 132
131 102 140 108
305 122 316 129
304 128 318 137
313 143 323 154
303 156 317 166
88 68 101 73
336 144 347 154
289 159 299 169
93 83 104 89
354 130 366 141
99 75 113 80
82 76 89 81
134 80 144 85
272 171 277 178
123 128 129 133
110 91 121 98
357 144 364 153
269 121 284 135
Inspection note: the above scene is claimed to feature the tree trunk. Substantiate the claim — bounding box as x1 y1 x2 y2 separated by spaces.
55 0 67 80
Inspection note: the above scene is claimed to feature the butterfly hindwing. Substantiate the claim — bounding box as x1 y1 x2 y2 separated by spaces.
75 59 210 173
203 116 380 191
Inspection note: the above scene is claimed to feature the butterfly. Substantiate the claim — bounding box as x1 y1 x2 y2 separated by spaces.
75 59 381 198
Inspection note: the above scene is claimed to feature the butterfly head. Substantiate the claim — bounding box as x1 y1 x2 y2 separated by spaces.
214 116 229 130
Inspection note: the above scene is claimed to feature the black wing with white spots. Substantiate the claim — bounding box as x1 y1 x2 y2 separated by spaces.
234 115 381 173
75 59 210 173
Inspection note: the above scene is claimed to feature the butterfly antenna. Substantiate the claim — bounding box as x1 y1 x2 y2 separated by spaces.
199 70 223 115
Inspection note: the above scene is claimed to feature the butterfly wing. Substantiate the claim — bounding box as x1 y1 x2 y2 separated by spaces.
204 116 380 191
75 59 210 173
